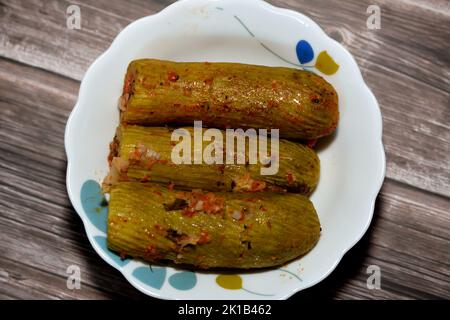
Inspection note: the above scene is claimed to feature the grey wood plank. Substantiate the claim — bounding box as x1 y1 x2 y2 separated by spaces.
0 0 448 196
0 57 449 299
0 218 149 300
0 0 176 80
0 257 144 300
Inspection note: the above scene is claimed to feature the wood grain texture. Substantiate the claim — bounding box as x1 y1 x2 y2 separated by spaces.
0 0 449 300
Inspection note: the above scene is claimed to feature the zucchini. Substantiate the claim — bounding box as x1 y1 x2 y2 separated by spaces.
103 125 320 194
120 59 338 139
107 182 321 269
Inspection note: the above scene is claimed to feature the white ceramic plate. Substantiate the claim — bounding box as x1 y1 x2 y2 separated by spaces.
65 0 385 300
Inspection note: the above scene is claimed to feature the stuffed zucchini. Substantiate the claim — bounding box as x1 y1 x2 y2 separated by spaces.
107 182 321 269
103 125 320 194
119 59 338 139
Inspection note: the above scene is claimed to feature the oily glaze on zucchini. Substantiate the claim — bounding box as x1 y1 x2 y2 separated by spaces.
120 59 339 139
103 125 320 194
107 182 321 269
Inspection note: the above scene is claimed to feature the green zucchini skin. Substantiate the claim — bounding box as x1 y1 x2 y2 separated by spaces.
120 59 339 140
104 125 320 194
107 182 321 269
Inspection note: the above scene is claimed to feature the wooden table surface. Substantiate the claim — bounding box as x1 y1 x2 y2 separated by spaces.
0 0 449 300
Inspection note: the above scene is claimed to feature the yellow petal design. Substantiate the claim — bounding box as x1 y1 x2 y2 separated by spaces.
315 51 339 75
216 275 243 290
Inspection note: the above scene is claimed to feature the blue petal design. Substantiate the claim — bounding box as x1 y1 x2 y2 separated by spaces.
133 266 167 290
93 236 130 267
296 40 314 64
169 271 197 290
80 180 108 233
